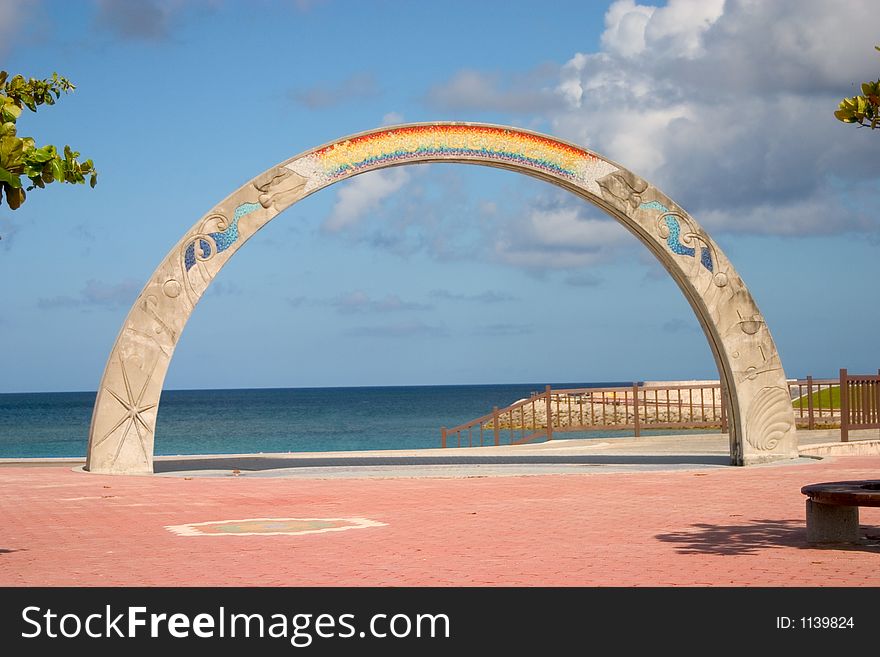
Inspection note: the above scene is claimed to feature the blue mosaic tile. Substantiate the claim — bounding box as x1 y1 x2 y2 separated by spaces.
641 201 713 273
639 200 669 212
207 202 260 254
700 247 713 272
184 203 260 271
184 243 196 271
664 216 695 257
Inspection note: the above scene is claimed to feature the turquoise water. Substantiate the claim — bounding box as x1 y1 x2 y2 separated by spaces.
0 382 635 458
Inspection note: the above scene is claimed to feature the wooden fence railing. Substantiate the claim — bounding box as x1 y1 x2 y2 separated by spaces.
840 368 880 442
789 377 840 429
440 375 873 448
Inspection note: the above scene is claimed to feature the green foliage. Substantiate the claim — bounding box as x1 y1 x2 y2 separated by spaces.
0 70 97 210
834 46 880 130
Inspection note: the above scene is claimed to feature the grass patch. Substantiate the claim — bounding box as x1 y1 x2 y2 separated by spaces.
792 385 840 410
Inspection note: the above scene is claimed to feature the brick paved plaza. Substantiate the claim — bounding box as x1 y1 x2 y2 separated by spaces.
3 452 879 587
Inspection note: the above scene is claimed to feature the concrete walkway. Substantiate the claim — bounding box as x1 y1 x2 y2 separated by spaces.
127 427 880 478
2 429 879 586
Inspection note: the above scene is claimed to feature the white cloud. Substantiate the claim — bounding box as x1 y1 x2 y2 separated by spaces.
425 68 560 113
0 0 34 56
382 111 404 126
346 320 446 338
641 0 723 59
38 279 140 310
600 0 655 58
420 0 880 239
289 72 378 109
472 323 534 337
0 213 21 249
479 200 498 216
323 168 411 232
492 198 631 270
322 165 635 274
662 318 700 334
429 289 517 304
524 207 626 250
331 290 430 314
94 0 222 41
321 165 492 261
549 0 880 235
564 272 603 287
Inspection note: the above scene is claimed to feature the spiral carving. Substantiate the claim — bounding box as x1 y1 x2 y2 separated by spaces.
745 386 793 451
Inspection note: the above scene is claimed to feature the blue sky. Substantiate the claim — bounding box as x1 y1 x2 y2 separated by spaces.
1 0 878 393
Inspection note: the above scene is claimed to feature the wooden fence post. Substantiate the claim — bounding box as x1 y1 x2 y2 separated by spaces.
545 385 553 441
632 382 641 437
441 427 447 449
493 406 500 446
840 368 849 443
806 375 814 430
720 379 728 434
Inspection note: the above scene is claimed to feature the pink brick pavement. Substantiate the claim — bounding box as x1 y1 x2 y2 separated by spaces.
2 457 879 586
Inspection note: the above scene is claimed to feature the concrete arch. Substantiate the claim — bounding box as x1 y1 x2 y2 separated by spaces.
86 122 798 474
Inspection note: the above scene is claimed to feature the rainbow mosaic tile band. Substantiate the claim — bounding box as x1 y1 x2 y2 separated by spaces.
286 124 618 194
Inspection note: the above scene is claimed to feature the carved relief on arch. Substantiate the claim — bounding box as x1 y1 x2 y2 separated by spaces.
597 171 732 293
253 167 308 212
597 169 648 213
177 201 261 304
745 386 795 451
88 339 166 473
635 200 727 288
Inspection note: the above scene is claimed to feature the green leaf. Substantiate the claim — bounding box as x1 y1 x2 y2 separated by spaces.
0 135 24 162
1 103 22 122
0 166 21 187
23 161 41 178
89 172 97 188
50 158 64 181
28 145 55 163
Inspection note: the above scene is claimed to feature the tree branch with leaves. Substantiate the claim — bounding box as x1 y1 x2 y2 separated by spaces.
0 71 98 210
834 46 880 130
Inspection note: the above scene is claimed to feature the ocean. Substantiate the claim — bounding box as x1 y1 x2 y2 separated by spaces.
0 382 634 458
